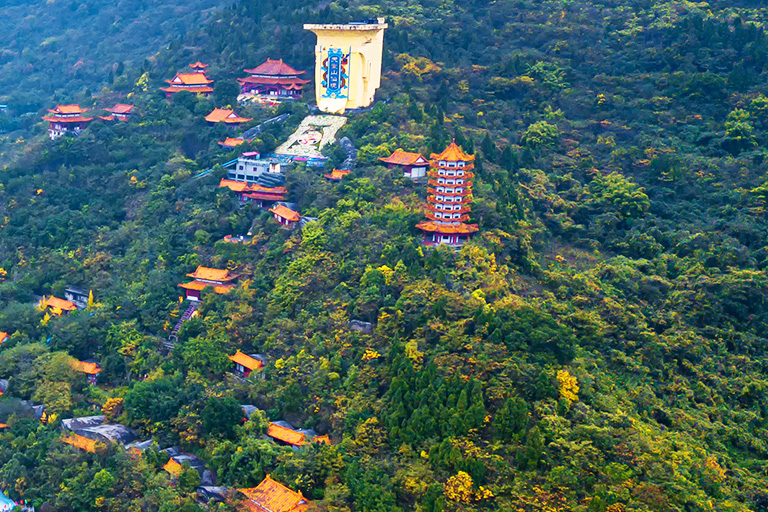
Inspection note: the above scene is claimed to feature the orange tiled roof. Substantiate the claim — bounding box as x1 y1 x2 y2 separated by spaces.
415 221 479 234
99 115 116 121
220 137 247 148
62 433 101 453
267 423 306 446
0 332 8 343
160 85 214 94
324 169 350 181
238 476 310 512
379 149 428 166
189 61 209 69
163 458 183 478
72 360 100 375
42 115 93 123
49 104 89 115
105 104 134 114
39 296 77 311
244 59 305 76
205 108 252 124
218 179 287 195
167 73 213 85
0 423 8 429
229 350 264 371
269 204 300 222
430 141 475 162
187 266 239 282
178 280 236 294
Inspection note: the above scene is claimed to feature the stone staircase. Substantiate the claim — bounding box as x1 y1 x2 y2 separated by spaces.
165 302 198 347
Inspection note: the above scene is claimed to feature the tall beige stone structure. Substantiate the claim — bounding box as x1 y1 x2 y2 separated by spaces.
304 19 387 114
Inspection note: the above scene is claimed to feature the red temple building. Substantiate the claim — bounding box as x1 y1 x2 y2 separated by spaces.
42 105 93 140
189 61 209 73
379 149 429 179
160 64 214 99
270 204 300 228
205 108 252 126
416 142 479 246
99 104 134 121
178 266 239 301
238 58 310 100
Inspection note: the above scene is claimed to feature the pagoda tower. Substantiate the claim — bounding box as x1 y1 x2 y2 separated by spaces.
416 142 479 246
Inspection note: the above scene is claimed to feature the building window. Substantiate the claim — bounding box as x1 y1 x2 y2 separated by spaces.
458 162 465 168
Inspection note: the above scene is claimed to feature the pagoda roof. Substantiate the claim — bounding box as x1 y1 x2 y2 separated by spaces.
0 332 8 343
244 58 305 76
219 137 247 148
189 61 209 69
205 108 253 124
166 73 213 85
324 169 351 181
42 115 93 123
71 360 100 375
48 104 89 115
430 141 475 162
218 179 287 195
99 115 116 121
415 221 479 234
178 280 236 294
269 204 300 222
238 476 310 512
160 85 214 94
39 296 77 311
380 149 428 166
238 76 311 86
229 350 264 372
186 266 239 282
105 104 134 114
62 433 102 453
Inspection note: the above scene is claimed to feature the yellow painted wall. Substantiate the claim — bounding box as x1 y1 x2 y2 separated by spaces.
304 20 387 114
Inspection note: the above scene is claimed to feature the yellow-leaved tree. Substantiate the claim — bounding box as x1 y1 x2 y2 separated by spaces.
557 369 579 404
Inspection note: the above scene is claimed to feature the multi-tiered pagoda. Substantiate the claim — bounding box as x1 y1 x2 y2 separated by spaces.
160 63 214 100
416 142 479 246
238 58 310 100
42 105 93 140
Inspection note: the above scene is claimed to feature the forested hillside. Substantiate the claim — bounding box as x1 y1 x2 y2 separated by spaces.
1 0 768 511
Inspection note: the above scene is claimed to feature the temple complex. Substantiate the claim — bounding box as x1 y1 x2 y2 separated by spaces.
99 104 134 121
42 105 93 140
379 149 429 179
236 476 311 512
416 142 479 246
178 266 239 301
238 59 310 101
304 19 387 113
160 64 214 99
